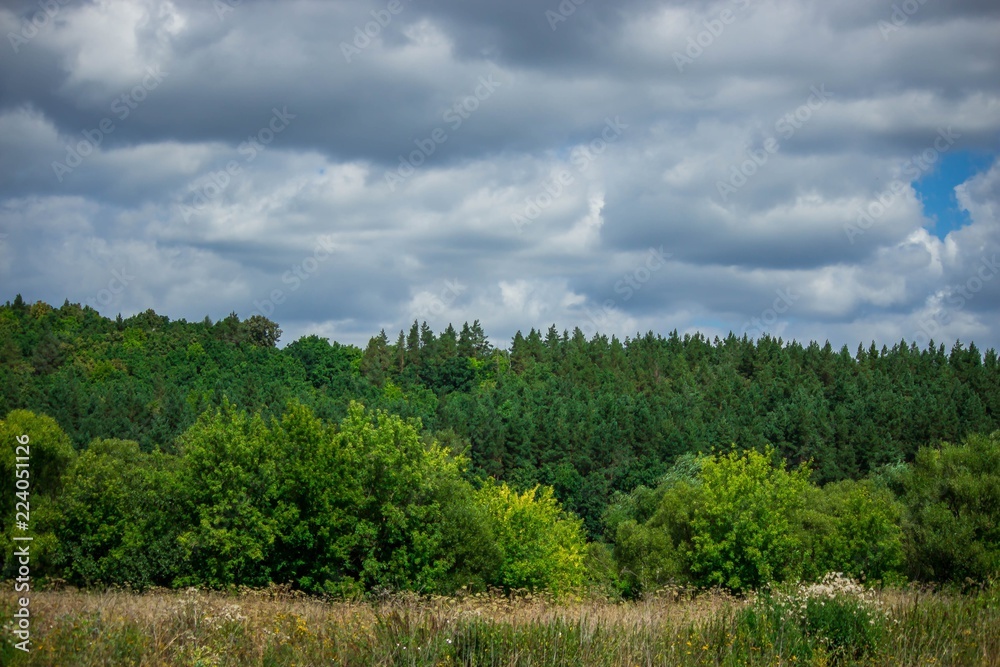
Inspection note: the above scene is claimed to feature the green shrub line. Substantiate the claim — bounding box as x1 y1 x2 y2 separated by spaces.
3 405 1000 597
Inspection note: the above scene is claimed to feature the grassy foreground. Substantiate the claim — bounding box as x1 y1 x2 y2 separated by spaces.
2 581 998 666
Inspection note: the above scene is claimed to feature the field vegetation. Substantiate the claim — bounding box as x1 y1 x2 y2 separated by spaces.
3 581 999 666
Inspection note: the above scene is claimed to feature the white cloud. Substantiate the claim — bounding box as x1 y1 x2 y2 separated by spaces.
0 0 998 351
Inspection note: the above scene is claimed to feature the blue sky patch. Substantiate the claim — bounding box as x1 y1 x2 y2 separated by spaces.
913 150 995 240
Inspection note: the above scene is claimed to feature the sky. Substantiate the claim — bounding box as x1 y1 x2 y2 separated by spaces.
1 0 999 351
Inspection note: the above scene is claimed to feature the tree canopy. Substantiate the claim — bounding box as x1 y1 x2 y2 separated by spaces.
2 296 999 595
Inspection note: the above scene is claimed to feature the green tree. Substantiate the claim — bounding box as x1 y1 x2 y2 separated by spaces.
243 314 282 348
264 401 360 593
686 448 811 590
799 479 905 583
605 454 701 596
335 401 486 593
0 410 75 502
899 432 1000 582
175 401 292 587
0 410 76 579
475 479 588 595
55 439 189 588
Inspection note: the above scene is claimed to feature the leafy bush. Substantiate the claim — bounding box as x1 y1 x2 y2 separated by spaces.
0 410 75 498
0 410 76 580
475 479 588 595
686 447 812 591
604 454 700 596
898 432 1000 582
331 401 496 594
176 400 501 595
612 447 810 593
56 439 189 588
176 401 289 588
800 479 906 584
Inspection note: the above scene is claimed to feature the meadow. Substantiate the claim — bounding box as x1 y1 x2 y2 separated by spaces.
3 580 998 666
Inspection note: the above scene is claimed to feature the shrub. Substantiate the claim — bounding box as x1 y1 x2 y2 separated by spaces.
609 448 815 594
800 479 906 584
684 447 811 591
56 439 189 588
475 479 588 595
899 432 1000 582
0 410 77 580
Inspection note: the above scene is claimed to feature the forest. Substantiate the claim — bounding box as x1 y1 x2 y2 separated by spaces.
1 295 999 599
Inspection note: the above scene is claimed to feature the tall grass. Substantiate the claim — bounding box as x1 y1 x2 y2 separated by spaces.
2 581 998 666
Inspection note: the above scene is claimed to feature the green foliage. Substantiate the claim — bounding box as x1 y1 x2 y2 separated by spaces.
800 479 905 583
608 518 685 597
898 431 1000 582
608 448 815 593
3 298 1000 595
283 334 362 396
604 458 702 596
176 400 292 588
56 439 189 588
332 401 490 593
264 400 359 593
4 299 1000 544
243 314 282 348
684 448 811 591
0 409 75 501
611 450 909 595
171 400 502 595
0 410 76 580
475 479 588 595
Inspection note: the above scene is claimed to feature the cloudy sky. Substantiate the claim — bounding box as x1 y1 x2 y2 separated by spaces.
1 0 999 351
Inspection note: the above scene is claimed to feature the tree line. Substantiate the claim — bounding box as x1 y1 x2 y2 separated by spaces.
1 296 998 594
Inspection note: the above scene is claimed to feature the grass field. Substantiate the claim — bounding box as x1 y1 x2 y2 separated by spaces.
2 581 998 666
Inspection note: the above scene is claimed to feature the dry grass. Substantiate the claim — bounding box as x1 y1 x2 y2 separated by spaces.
2 583 998 666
